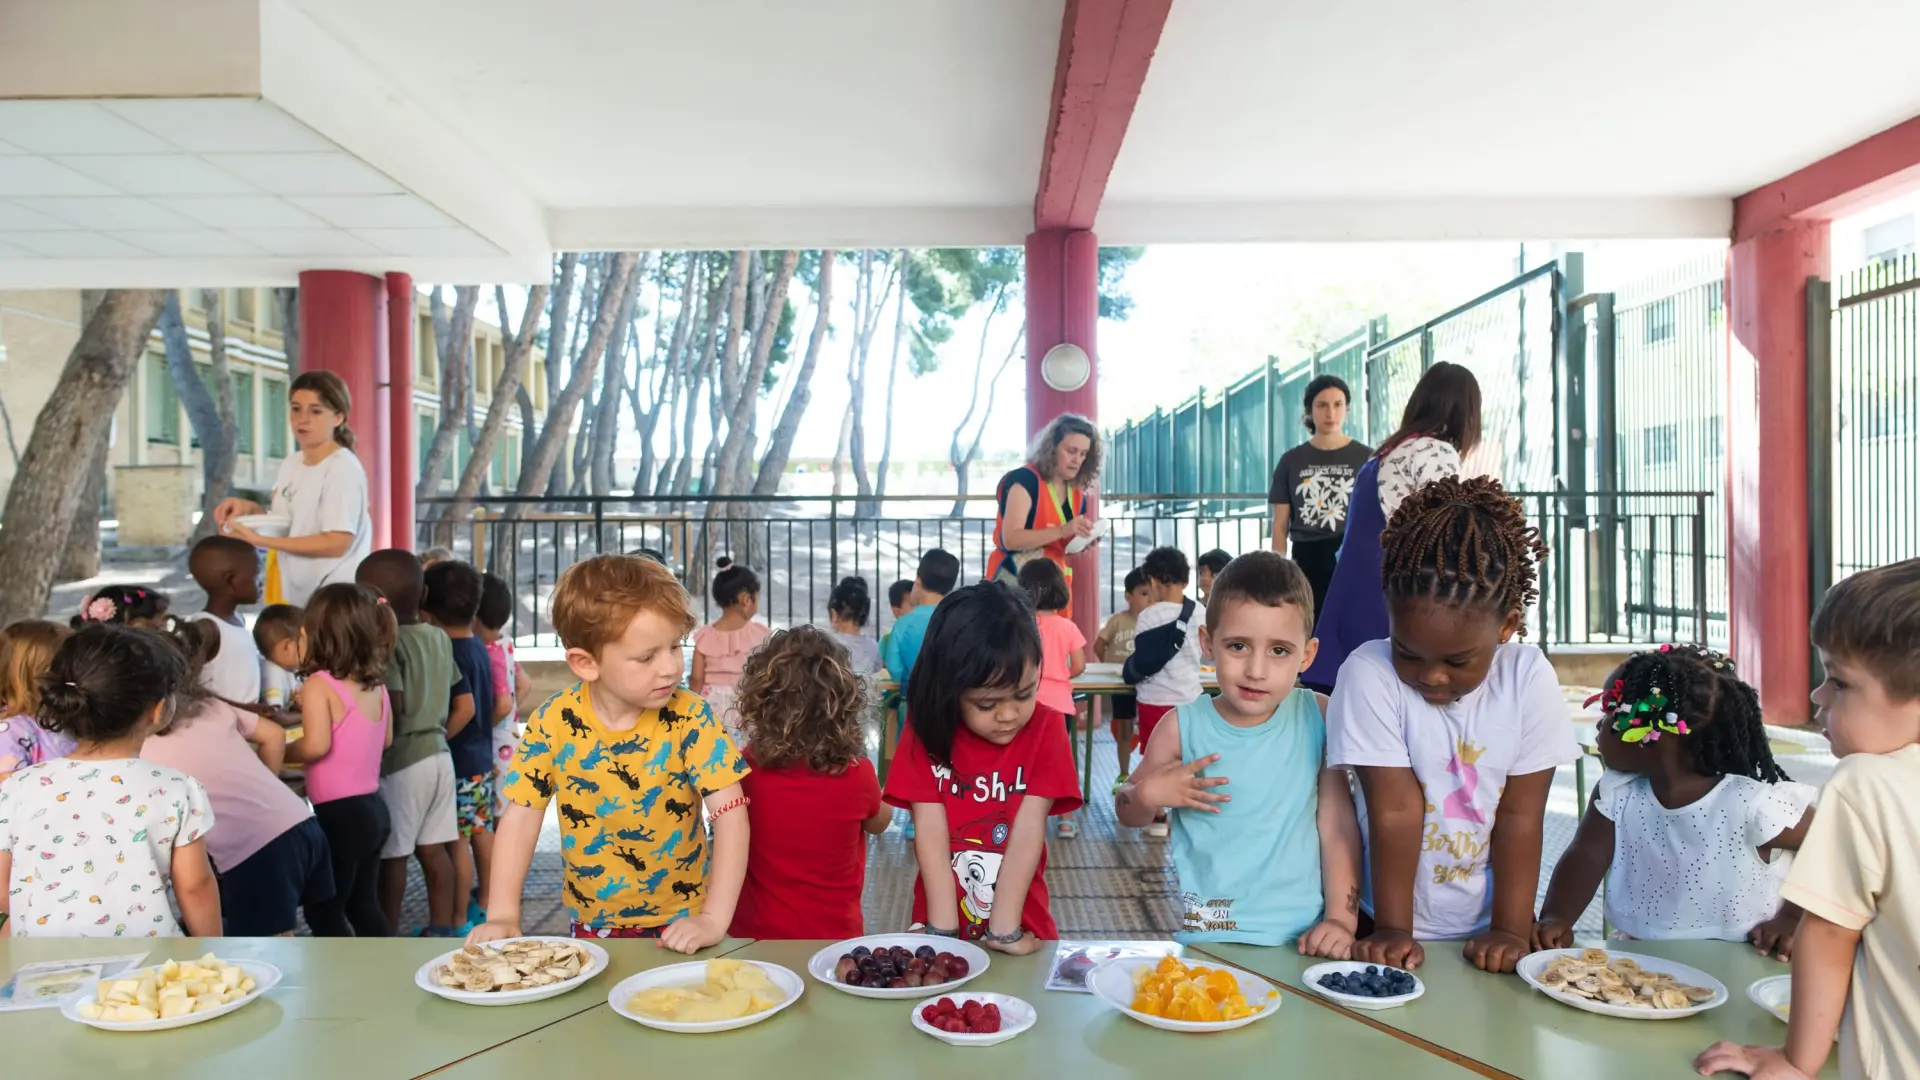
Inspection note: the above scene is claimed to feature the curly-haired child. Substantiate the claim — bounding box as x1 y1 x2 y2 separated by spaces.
731 626 890 940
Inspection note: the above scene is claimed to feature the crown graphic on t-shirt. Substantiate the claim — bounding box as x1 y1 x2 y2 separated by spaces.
1455 740 1486 766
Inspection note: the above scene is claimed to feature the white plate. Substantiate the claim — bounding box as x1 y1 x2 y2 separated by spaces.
1517 949 1728 1020
1302 961 1424 1011
61 959 281 1033
1064 518 1110 555
911 992 1037 1048
607 960 803 1034
1082 662 1124 677
233 514 291 538
1748 975 1791 1024
1087 956 1282 1033
808 934 990 1000
413 937 608 1007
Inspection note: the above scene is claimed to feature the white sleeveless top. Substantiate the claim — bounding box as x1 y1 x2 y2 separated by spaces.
1597 771 1816 940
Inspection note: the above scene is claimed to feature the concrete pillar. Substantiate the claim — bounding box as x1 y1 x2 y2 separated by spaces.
1025 228 1101 641
386 272 415 550
298 270 390 546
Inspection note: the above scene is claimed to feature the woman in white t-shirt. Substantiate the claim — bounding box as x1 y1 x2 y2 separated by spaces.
1326 474 1577 975
213 371 373 607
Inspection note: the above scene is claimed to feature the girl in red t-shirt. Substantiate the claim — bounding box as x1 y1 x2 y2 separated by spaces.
731 626 891 940
882 581 1085 953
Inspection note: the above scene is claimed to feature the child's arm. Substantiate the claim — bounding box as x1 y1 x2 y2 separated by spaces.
0 851 11 936
982 794 1054 956
1271 504 1291 555
1114 713 1225 828
661 782 749 954
468 801 542 944
171 839 222 937
1067 646 1086 680
911 801 959 931
1748 806 1818 959
245 716 287 774
1465 767 1556 974
1694 912 1854 1080
285 678 339 765
445 692 475 740
689 651 707 692
1351 765 1427 970
382 692 394 750
492 690 515 724
1533 789 1616 949
1299 766 1362 959
863 802 893 835
514 665 532 711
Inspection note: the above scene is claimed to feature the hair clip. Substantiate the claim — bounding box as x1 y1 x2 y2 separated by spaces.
375 596 389 606
83 597 117 622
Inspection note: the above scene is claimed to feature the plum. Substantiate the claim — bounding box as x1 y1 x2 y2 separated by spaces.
850 946 871 959
906 957 928 974
947 957 971 978
844 970 865 986
834 956 858 981
915 945 937 961
886 977 907 989
902 970 924 987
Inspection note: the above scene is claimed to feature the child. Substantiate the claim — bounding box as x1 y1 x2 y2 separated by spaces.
1124 547 1207 839
1697 559 1920 1080
888 579 915 624
254 604 306 711
479 573 531 821
0 624 220 937
286 583 395 937
472 554 749 951
1196 548 1233 606
732 626 890 940
1020 559 1086 839
1095 568 1150 785
883 548 960 690
883 581 1083 949
141 620 333 937
1535 645 1814 953
73 585 169 628
355 549 461 937
691 558 771 742
419 547 456 569
1116 552 1362 954
826 576 883 676
1326 476 1577 974
0 621 74 782
186 536 265 707
422 559 495 930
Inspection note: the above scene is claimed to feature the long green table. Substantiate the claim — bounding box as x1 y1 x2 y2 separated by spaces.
1195 938 1831 1079
431 939 1479 1078
0 936 744 1079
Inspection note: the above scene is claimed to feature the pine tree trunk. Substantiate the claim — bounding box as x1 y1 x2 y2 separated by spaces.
512 253 638 515
443 285 549 527
193 291 237 543
0 290 167 626
713 250 796 496
417 285 479 504
869 249 908 516
548 255 599 497
672 258 726 497
646 257 698 497
831 400 853 499
57 436 110 582
754 251 834 497
275 287 300 373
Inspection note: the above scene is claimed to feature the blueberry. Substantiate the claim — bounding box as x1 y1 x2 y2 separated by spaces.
1365 965 1379 976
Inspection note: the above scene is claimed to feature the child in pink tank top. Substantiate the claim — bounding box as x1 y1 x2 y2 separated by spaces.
286 583 396 936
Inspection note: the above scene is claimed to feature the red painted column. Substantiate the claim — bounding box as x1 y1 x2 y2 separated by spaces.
298 270 389 546
1026 227 1102 641
386 273 415 550
1725 220 1827 724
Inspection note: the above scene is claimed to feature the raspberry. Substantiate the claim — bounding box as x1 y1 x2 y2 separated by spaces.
921 1005 940 1024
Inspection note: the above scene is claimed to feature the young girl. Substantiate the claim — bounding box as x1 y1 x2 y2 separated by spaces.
1535 645 1815 956
72 585 169 629
0 624 220 937
287 583 395 937
826 576 882 676
0 621 74 782
732 626 890 940
882 582 1083 950
141 620 334 936
1019 559 1086 838
1326 475 1579 973
691 558 771 741
479 573 531 820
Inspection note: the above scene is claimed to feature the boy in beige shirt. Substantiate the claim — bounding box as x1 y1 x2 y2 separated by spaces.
1697 558 1920 1080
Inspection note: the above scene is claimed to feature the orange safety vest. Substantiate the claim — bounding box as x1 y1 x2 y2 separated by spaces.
987 466 1084 602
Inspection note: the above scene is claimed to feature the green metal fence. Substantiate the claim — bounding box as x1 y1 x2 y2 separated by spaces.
1831 254 1920 579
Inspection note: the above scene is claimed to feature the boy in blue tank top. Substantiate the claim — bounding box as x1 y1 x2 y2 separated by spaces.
1114 551 1363 956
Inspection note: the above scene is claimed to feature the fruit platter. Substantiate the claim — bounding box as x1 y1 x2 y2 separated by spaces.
1088 954 1281 1033
808 934 990 1000
912 993 1037 1047
1303 961 1424 1011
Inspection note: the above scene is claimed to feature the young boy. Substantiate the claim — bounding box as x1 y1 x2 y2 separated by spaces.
1095 567 1152 784
883 549 959 690
1123 546 1207 838
356 548 463 937
887 579 915 623
1196 548 1233 607
253 604 305 711
478 573 531 820
1696 558 1920 1080
422 559 495 930
471 553 749 950
187 536 265 708
1115 551 1361 953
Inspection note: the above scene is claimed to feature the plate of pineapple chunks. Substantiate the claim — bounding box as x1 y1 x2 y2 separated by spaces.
62 954 279 1032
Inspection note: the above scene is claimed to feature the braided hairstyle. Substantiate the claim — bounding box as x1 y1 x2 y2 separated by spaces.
1380 475 1547 629
1613 646 1787 783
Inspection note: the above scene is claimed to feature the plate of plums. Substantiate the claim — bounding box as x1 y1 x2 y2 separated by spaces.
808 934 991 1000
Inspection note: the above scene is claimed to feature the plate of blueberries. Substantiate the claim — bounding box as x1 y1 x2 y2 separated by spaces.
1303 962 1424 1011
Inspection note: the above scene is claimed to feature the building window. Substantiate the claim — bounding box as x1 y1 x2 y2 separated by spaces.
264 377 288 458
147 354 179 445
261 291 283 333
1863 215 1916 266
233 288 257 325
233 370 255 455
1642 423 1677 466
1643 298 1676 344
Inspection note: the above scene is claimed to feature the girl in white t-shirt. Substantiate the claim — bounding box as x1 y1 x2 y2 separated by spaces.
1535 645 1815 956
1326 475 1579 975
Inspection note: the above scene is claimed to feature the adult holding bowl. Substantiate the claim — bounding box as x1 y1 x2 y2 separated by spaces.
214 371 374 607
1269 374 1372 622
1299 362 1482 692
986 413 1102 604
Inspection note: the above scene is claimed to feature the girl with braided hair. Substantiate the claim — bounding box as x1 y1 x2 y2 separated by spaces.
1535 645 1815 959
1326 475 1579 974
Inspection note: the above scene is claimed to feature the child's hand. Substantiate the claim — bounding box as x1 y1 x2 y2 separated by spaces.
1133 753 1230 814
1748 914 1800 961
1463 928 1531 973
1693 1042 1811 1079
1531 917 1575 951
984 931 1044 957
1354 928 1424 970
466 918 520 946
1297 919 1356 960
659 912 725 955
